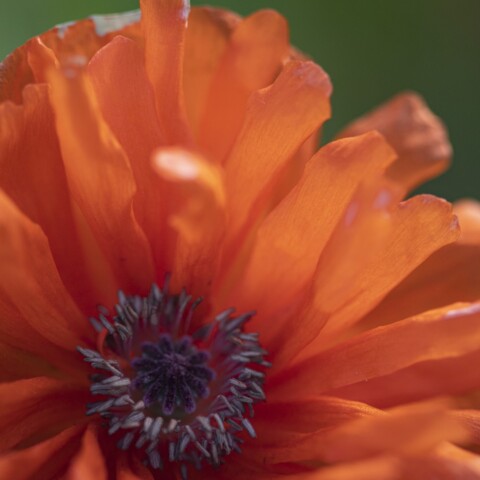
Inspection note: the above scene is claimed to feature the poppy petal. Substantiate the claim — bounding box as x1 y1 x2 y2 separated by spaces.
225 60 332 241
400 444 480 479
140 0 192 144
87 35 168 270
283 193 460 363
65 426 107 480
184 7 240 136
0 80 98 311
0 425 83 480
338 92 451 191
0 377 88 452
250 400 465 465
0 189 90 350
215 61 332 297
231 131 396 326
152 147 226 294
252 397 379 446
330 348 480 409
198 9 289 161
270 303 480 400
455 199 480 243
0 340 64 382
117 454 155 480
46 50 155 294
358 199 480 332
315 195 459 341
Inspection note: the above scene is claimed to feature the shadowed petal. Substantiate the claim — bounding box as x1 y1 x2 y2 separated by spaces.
0 426 83 480
65 426 107 480
0 377 88 453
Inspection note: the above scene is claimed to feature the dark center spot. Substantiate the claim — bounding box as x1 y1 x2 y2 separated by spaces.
131 334 215 416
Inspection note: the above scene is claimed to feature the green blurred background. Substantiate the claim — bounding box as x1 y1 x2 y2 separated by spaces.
1 1 478 201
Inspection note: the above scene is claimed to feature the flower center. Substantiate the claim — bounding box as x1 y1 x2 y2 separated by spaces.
131 334 214 416
78 280 269 478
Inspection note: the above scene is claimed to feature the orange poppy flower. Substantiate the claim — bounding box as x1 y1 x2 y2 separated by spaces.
1 1 480 479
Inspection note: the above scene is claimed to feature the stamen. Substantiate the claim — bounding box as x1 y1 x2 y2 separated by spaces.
78 280 268 477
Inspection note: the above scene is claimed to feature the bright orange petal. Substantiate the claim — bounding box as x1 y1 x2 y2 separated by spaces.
0 190 91 351
330 348 480 409
45 44 155 294
140 0 192 144
455 199 480 244
338 92 452 191
184 7 240 136
358 199 480 332
0 426 83 480
215 61 331 299
269 303 480 401
231 132 396 328
65 426 107 480
198 9 289 161
0 81 98 311
0 377 88 452
0 291 86 382
225 60 331 238
0 12 142 103
87 35 169 272
284 193 460 362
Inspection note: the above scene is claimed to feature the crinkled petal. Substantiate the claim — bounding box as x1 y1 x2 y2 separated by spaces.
215 61 332 299
140 0 192 144
198 9 289 161
224 60 331 239
270 303 480 401
184 7 240 136
45 44 155 294
231 132 396 332
281 192 460 364
0 80 98 311
0 12 141 103
87 36 168 271
0 189 91 351
338 92 452 191
359 199 480 332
